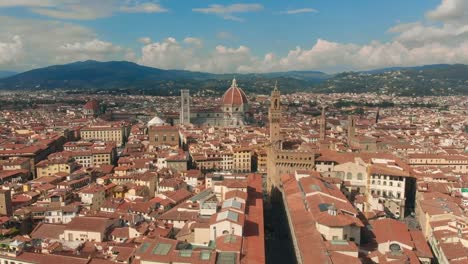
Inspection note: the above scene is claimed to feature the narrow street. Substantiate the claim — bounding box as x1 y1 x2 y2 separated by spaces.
265 200 296 264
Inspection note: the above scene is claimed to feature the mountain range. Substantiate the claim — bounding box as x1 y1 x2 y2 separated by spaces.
0 60 467 96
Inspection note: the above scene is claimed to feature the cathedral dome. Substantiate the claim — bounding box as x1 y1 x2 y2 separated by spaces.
222 78 248 106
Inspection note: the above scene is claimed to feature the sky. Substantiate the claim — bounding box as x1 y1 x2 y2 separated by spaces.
0 0 467 73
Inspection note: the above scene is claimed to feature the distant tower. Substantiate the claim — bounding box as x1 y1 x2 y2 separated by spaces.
348 115 355 146
319 106 326 140
269 82 282 146
180 89 190 125
375 108 380 124
0 189 12 216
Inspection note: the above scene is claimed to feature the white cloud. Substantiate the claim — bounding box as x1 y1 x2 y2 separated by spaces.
138 37 193 69
281 8 317 15
193 4 263 21
30 0 116 20
0 16 125 70
124 48 137 61
184 37 203 47
4 0 468 74
0 35 23 65
60 39 121 53
1 0 169 20
138 37 152 44
120 2 168 13
109 0 468 73
426 0 468 24
56 39 123 63
0 0 55 7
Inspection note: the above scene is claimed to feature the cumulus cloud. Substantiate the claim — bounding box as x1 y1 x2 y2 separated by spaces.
56 39 123 63
184 37 203 47
0 16 125 70
281 8 317 15
0 35 23 65
426 0 468 24
193 4 263 21
4 0 468 73
138 37 194 69
138 37 152 44
120 0 468 73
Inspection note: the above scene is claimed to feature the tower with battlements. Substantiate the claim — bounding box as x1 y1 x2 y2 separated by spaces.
180 89 190 125
269 82 282 146
266 83 315 198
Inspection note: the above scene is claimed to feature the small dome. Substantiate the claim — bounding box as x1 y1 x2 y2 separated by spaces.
83 99 99 111
148 116 166 127
222 78 248 106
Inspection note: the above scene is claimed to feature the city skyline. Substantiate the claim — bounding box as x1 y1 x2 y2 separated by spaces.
1 0 468 73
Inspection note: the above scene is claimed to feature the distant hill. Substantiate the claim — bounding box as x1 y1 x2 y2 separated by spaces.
0 60 216 89
362 64 452 74
0 61 467 96
0 71 17 78
0 60 329 95
315 64 468 96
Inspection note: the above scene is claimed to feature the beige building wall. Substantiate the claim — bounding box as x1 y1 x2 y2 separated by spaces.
37 163 73 178
194 227 210 245
210 221 242 240
233 150 251 173
62 230 104 242
316 224 361 245
80 127 124 146
334 160 367 192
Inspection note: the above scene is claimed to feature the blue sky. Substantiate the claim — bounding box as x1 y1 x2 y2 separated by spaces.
0 0 467 73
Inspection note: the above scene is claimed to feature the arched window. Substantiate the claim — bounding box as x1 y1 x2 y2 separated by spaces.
357 173 363 180
346 172 352 180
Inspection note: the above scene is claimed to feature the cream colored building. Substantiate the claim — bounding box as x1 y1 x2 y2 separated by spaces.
221 151 234 171
56 143 116 168
80 125 125 146
61 216 115 242
333 158 367 194
209 210 244 241
316 220 361 244
233 148 251 173
408 154 468 173
256 150 267 173
36 157 77 178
